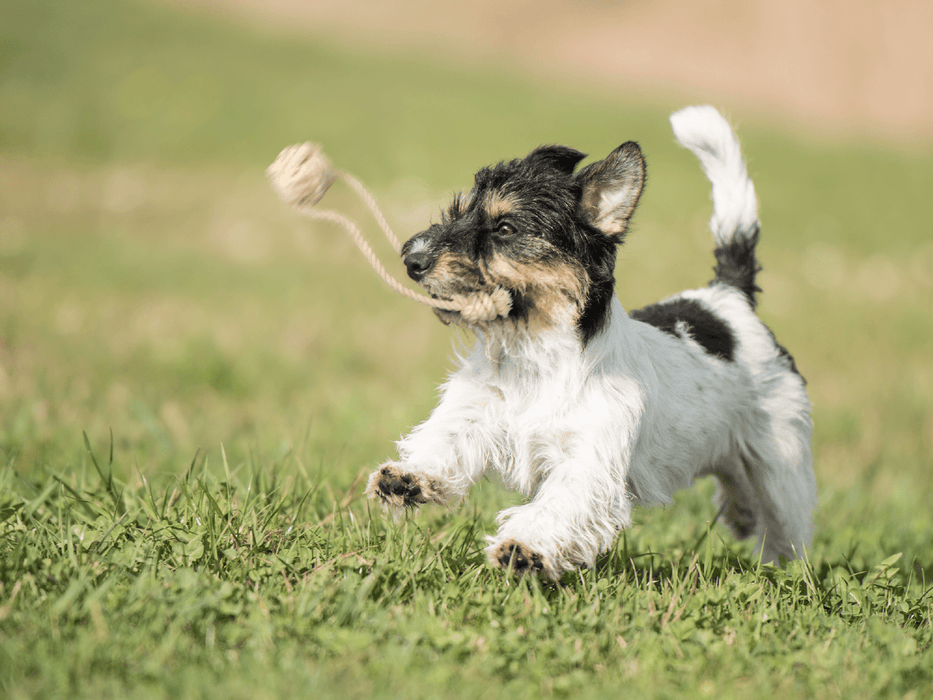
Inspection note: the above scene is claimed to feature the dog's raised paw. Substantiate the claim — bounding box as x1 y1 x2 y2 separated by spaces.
366 464 444 509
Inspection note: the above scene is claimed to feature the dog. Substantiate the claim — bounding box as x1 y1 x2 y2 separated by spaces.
365 106 816 579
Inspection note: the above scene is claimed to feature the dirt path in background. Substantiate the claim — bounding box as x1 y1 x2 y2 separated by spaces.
175 0 932 141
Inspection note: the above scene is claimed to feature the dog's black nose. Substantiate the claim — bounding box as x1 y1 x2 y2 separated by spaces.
404 251 433 282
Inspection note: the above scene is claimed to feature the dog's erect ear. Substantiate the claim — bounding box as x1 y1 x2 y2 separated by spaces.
524 145 587 175
576 141 646 238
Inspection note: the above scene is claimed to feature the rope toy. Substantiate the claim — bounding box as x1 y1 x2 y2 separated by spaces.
266 143 512 323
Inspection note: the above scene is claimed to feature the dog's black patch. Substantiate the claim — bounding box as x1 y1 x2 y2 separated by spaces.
631 297 736 361
711 226 762 307
575 232 619 344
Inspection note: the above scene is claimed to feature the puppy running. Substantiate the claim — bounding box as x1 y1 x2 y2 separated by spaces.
367 106 816 579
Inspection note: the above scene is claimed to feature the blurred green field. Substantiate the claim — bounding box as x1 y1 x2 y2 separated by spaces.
1 0 932 698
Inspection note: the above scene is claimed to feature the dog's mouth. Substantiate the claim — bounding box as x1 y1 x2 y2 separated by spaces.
425 289 517 326
410 251 519 326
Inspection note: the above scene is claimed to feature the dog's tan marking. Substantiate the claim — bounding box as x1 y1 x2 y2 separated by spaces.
483 192 520 220
487 254 586 299
487 253 588 328
424 252 485 292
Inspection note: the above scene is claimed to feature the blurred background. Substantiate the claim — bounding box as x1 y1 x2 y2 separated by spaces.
1 0 931 553
193 0 933 140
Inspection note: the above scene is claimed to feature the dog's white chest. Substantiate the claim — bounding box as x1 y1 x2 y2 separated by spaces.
476 374 555 480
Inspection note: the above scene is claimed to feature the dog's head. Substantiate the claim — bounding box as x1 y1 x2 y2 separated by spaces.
402 142 645 343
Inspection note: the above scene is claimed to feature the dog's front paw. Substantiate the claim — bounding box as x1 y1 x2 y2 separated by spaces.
486 539 557 580
366 463 446 511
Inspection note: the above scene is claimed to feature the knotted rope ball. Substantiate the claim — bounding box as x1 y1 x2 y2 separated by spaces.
267 143 511 324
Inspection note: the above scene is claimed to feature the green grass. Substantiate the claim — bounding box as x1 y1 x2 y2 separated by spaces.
2 456 931 699
2 0 932 697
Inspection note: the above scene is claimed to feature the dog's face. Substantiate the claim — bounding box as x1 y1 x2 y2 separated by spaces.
402 143 646 343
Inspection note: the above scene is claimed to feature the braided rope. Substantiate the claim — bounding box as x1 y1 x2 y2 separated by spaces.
305 208 441 308
337 171 403 255
267 142 511 323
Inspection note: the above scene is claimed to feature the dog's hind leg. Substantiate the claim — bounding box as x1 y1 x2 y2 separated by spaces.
741 402 817 564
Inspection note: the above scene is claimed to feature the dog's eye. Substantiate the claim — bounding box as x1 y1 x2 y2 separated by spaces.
496 222 516 237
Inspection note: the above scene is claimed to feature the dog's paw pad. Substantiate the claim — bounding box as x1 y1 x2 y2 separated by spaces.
489 539 548 577
366 464 442 509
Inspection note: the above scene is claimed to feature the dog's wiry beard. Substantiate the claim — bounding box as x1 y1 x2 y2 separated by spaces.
418 249 589 335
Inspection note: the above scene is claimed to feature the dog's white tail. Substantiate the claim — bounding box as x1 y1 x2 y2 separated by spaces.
670 106 762 306
670 106 759 246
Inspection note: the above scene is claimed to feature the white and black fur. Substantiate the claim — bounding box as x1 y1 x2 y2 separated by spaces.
366 106 816 579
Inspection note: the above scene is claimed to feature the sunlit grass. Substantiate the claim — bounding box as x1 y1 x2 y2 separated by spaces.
1 459 930 699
